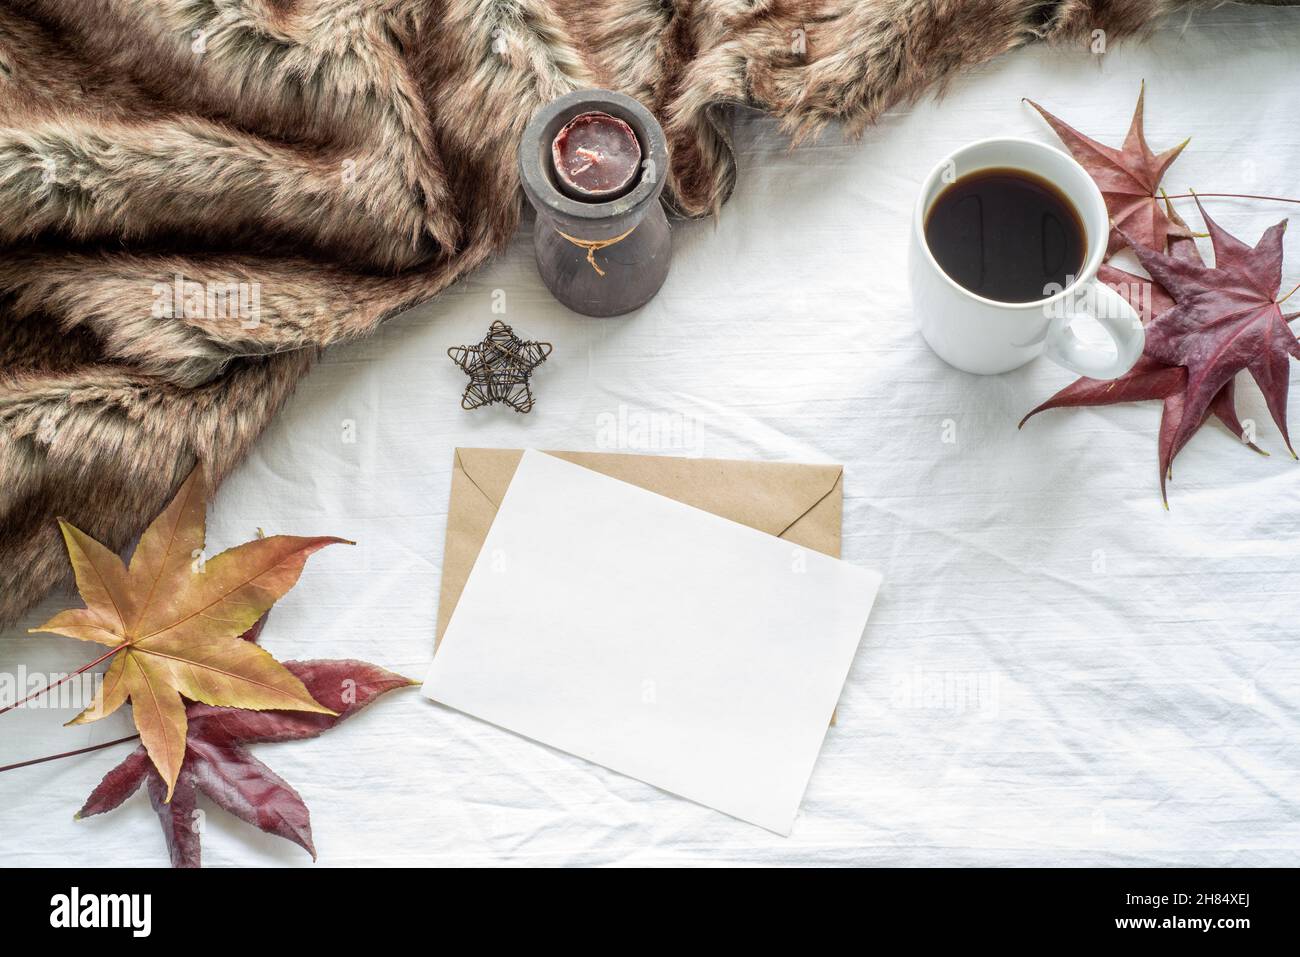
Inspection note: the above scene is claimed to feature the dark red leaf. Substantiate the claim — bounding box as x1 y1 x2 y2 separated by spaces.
79 643 413 866
1128 199 1300 500
188 660 416 745
1023 187 1276 499
185 738 316 860
146 765 202 868
1098 262 1175 320
76 745 151 819
1027 83 1191 256
1020 356 1184 426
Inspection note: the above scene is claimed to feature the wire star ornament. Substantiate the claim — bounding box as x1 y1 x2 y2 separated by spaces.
447 320 553 413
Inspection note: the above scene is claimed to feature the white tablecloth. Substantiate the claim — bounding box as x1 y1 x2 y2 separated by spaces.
4 6 1299 867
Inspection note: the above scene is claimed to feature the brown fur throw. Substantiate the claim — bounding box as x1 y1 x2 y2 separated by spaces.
0 0 1290 623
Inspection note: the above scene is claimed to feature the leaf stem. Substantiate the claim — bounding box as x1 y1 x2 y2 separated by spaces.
0 645 122 718
1163 192 1300 205
1278 282 1300 306
0 733 139 774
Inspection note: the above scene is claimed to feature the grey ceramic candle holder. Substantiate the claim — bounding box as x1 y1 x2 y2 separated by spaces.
519 89 671 318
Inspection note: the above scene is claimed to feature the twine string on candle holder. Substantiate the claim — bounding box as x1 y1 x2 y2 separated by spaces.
554 223 638 276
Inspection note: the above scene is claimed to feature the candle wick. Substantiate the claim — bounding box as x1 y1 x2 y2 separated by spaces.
573 146 603 174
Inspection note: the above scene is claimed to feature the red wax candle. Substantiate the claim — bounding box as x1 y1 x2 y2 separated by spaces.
551 111 641 201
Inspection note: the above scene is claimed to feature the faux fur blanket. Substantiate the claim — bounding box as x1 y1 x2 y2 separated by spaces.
0 0 1288 624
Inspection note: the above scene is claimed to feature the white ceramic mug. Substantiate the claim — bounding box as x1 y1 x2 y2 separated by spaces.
909 137 1144 378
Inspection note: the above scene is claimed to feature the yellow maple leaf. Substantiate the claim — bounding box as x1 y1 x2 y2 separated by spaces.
31 468 345 801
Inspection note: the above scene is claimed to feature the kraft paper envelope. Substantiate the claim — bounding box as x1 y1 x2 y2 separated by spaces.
424 450 880 834
436 447 845 648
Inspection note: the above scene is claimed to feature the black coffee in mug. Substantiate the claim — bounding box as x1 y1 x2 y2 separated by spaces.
923 168 1086 304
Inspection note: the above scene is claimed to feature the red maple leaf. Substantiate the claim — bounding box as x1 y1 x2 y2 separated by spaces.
76 615 414 867
1027 83 1191 257
1132 198 1300 500
1021 199 1267 499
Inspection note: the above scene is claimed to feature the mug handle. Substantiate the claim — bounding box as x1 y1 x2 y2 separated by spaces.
1042 279 1145 380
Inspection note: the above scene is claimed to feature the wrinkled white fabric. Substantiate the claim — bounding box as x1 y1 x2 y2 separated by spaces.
2 6 1298 867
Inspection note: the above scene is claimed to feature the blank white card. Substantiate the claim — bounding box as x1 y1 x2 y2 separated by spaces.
423 450 882 834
